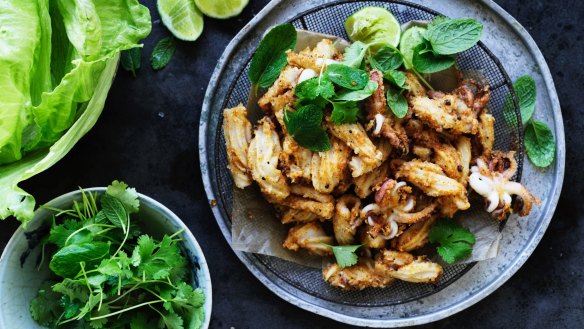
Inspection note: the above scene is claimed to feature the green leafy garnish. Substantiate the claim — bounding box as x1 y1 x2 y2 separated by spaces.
330 101 360 124
386 87 408 118
383 69 407 89
151 37 176 70
325 64 369 90
412 41 456 74
504 75 537 125
334 80 378 101
284 105 330 152
371 46 403 71
341 41 369 68
295 76 335 101
524 120 555 167
429 219 476 264
324 244 362 268
29 181 206 329
121 48 142 77
248 23 297 88
424 18 483 55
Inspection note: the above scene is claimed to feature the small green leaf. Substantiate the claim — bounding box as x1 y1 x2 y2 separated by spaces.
325 64 369 90
295 76 335 101
427 16 451 30
151 37 176 70
383 69 407 88
504 75 537 125
412 41 456 74
101 194 128 231
429 219 475 264
341 41 369 68
334 80 378 101
324 244 362 268
425 18 483 55
248 23 297 88
524 120 555 167
372 46 403 71
49 242 110 278
120 48 141 77
386 87 408 118
106 180 140 214
330 101 359 124
284 105 330 152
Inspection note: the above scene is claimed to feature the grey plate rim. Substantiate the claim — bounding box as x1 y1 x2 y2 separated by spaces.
198 0 565 326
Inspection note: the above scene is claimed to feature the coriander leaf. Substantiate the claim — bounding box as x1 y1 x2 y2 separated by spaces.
524 120 555 167
151 37 176 70
334 80 378 101
89 304 110 329
120 48 141 77
325 64 369 90
30 282 61 326
248 23 297 88
159 311 184 329
49 219 84 248
429 219 475 264
386 87 409 118
284 105 330 152
132 235 187 280
505 75 537 125
330 101 360 124
372 46 403 71
383 69 407 88
131 313 157 329
425 18 483 55
106 180 140 214
325 244 362 268
342 41 369 68
101 194 128 232
412 41 455 74
295 76 335 101
60 295 82 319
49 241 111 278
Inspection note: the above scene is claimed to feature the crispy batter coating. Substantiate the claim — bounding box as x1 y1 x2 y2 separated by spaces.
280 135 313 183
350 138 392 178
375 250 443 283
354 161 390 198
275 184 335 219
404 71 427 98
223 104 253 188
258 66 302 114
396 160 466 197
411 94 479 135
333 195 363 245
311 138 351 193
283 222 334 256
278 207 320 224
477 112 495 157
327 120 383 170
392 215 438 252
248 118 289 201
286 39 340 72
323 259 395 290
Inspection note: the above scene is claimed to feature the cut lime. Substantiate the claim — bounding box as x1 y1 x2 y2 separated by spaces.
344 7 401 50
194 0 249 19
400 26 427 69
158 0 204 41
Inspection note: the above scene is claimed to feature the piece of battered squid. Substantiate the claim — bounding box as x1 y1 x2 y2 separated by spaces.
275 184 335 219
223 104 253 188
323 258 395 290
327 120 383 170
247 118 289 201
410 93 479 135
280 135 313 183
391 215 438 252
332 195 363 245
283 222 334 256
311 137 351 193
396 160 466 198
375 249 443 283
349 138 392 178
258 65 302 114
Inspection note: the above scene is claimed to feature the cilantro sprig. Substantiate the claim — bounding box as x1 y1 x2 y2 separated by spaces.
30 181 206 329
323 244 363 268
429 219 476 264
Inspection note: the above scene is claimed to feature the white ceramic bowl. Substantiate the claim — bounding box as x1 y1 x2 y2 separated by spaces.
0 188 212 329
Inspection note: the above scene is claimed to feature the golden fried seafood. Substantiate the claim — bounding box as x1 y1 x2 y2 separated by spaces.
223 104 253 188
375 250 443 283
283 222 334 256
392 215 438 252
278 207 320 224
396 160 466 197
311 138 351 193
323 259 395 290
280 135 313 183
276 184 335 219
258 65 302 114
411 93 479 135
333 195 363 245
327 120 383 170
353 161 390 198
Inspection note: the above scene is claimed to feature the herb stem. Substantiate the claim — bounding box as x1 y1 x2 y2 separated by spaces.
90 300 164 320
411 68 434 91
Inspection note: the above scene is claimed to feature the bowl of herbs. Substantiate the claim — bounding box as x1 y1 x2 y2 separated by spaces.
0 181 211 329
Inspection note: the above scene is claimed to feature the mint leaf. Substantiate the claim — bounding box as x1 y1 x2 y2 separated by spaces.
295 76 335 101
334 80 378 101
49 242 110 278
427 16 451 30
342 41 369 68
383 69 407 88
151 37 176 70
49 219 85 248
412 41 455 74
331 101 359 124
325 64 369 90
120 48 141 77
248 23 297 88
101 194 128 232
284 105 330 152
372 46 403 71
429 219 475 264
386 87 408 118
524 120 555 168
325 244 362 268
425 18 483 55
106 180 140 214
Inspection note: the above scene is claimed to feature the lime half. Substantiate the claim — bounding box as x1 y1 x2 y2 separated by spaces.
400 26 427 69
158 0 204 41
344 7 401 50
194 0 249 19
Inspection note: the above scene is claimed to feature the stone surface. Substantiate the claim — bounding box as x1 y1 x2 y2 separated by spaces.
1 0 581 328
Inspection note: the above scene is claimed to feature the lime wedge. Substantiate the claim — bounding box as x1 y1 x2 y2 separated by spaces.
194 0 249 19
344 7 401 50
158 0 204 41
400 26 427 69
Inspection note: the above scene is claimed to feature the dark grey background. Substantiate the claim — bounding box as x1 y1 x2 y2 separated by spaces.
2 0 582 328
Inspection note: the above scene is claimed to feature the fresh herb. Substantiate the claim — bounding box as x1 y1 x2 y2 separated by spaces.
334 80 378 101
330 101 360 124
151 37 176 70
248 23 297 88
429 219 476 264
323 244 362 268
295 76 335 101
412 41 456 74
386 87 409 118
424 18 483 55
325 64 369 90
341 41 369 68
30 182 206 329
504 75 537 125
524 120 555 167
427 16 451 30
121 48 142 77
383 69 407 89
284 105 330 152
371 46 403 71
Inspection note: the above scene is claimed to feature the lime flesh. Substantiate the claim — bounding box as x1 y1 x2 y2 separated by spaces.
158 0 204 41
344 6 401 50
195 0 249 19
400 26 427 69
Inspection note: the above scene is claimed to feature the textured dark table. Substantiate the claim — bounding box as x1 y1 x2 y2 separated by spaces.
2 0 582 328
